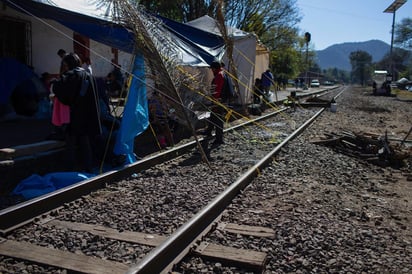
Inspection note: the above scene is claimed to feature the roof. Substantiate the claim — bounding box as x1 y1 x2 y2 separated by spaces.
3 0 225 66
186 15 253 39
374 70 388 74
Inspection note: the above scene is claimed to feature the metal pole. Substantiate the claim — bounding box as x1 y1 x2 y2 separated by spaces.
390 11 396 79
384 0 407 81
390 11 395 56
305 42 309 89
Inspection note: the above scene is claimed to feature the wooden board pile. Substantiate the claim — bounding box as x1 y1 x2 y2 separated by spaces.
312 131 411 168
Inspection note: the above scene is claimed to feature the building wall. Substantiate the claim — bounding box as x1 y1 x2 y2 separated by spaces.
0 4 132 78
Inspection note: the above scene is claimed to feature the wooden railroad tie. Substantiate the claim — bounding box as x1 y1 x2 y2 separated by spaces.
0 238 129 274
0 219 273 272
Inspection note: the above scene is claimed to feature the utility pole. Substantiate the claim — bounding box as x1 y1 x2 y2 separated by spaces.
304 32 311 89
384 0 407 81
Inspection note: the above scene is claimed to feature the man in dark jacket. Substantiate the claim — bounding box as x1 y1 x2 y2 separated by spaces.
52 53 102 172
202 60 225 145
261 69 274 95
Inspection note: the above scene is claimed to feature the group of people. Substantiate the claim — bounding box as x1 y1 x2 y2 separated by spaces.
46 49 124 172
44 51 275 165
253 69 274 104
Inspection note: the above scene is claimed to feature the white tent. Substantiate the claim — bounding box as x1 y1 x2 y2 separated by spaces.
186 15 270 105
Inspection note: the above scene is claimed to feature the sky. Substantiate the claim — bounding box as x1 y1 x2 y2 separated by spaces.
296 0 411 50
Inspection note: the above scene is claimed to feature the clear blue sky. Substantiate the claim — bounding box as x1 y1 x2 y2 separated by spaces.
296 0 411 50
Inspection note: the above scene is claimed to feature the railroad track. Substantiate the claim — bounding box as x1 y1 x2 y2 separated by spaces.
0 87 344 273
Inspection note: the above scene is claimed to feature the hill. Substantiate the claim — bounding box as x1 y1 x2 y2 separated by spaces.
316 40 390 71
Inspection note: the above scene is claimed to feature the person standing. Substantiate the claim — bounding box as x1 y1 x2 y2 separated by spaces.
82 57 93 75
261 69 274 95
52 52 102 172
57 49 66 59
48 49 70 140
148 91 174 149
253 78 263 104
110 60 124 95
203 60 225 146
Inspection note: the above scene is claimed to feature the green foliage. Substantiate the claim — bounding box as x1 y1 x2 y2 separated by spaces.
349 50 373 85
395 18 412 50
138 0 214 22
271 47 300 80
374 48 411 80
322 68 349 84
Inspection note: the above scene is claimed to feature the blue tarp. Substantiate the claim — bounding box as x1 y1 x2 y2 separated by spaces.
157 15 226 65
11 172 95 199
2 0 225 200
3 0 226 65
114 53 149 164
0 57 38 104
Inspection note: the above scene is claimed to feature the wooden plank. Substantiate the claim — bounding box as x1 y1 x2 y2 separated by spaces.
310 137 342 146
0 140 65 160
47 219 166 247
194 241 267 271
44 220 269 271
218 222 275 238
0 239 129 274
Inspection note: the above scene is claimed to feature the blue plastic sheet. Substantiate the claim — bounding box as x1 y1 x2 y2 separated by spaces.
113 53 149 164
11 172 95 199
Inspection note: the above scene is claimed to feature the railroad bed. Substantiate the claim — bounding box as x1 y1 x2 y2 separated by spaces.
1 86 411 273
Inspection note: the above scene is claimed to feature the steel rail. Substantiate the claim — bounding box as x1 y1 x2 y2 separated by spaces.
0 142 193 234
126 107 327 274
0 107 292 234
0 87 342 234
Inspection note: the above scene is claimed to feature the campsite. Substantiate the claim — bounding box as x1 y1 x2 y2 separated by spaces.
0 0 270 198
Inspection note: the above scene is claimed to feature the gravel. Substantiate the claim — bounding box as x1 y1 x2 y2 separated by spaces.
1 86 411 274
177 86 412 273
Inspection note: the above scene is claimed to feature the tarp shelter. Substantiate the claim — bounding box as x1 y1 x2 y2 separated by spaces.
0 57 53 121
2 0 227 127
1 0 229 200
186 15 270 105
2 0 226 67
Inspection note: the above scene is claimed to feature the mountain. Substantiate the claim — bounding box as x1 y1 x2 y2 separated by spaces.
316 40 390 71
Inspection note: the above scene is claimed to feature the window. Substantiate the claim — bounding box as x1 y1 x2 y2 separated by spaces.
0 17 32 65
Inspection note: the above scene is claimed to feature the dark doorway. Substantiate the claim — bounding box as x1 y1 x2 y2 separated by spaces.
73 32 90 62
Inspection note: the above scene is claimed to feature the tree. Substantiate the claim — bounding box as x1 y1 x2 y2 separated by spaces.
395 17 412 50
349 50 372 86
394 18 412 79
271 47 300 84
225 0 301 48
137 0 214 21
322 67 349 84
138 0 301 49
375 48 411 80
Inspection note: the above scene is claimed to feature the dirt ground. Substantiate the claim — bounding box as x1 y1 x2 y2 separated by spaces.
312 85 412 242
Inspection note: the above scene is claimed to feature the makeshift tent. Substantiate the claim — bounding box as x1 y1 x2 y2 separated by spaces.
3 0 271 201
1 0 227 131
2 0 225 67
0 57 46 114
2 0 228 128
186 15 270 105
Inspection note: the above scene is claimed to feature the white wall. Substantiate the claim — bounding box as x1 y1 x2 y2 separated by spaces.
32 19 73 76
223 36 257 105
89 40 133 78
1 4 132 78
